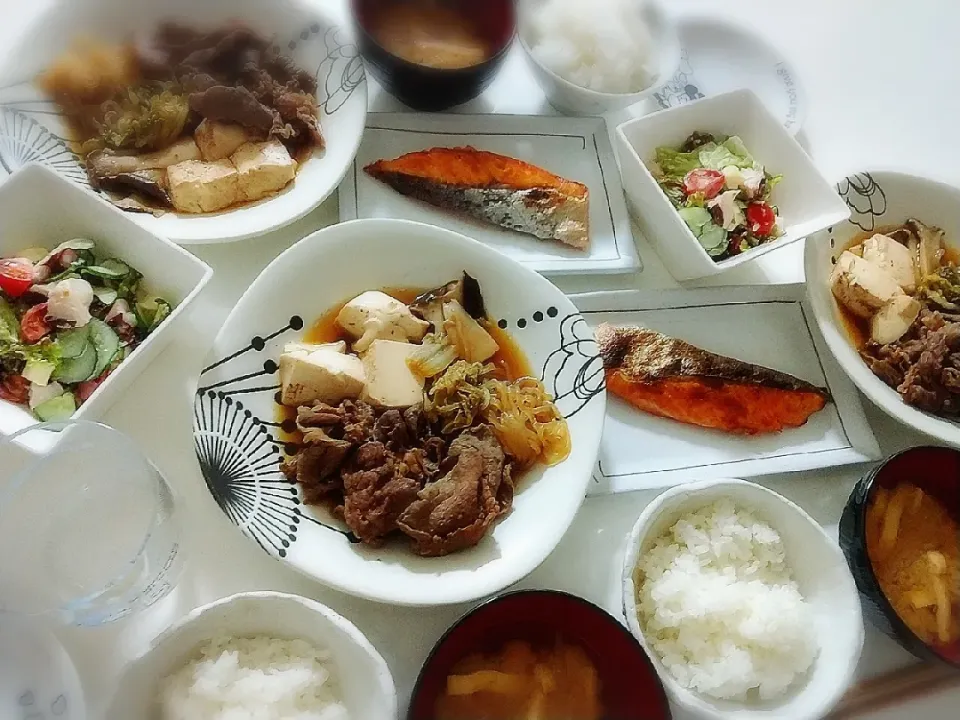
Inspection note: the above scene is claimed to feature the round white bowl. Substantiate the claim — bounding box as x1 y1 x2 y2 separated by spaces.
105 591 396 720
805 170 960 446
517 0 681 115
0 0 367 244
622 479 864 720
192 218 606 606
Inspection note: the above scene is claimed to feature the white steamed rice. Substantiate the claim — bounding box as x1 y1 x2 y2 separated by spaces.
527 0 656 94
159 635 349 720
636 499 818 701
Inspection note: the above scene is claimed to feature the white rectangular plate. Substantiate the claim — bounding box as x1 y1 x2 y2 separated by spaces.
339 113 639 275
573 285 881 495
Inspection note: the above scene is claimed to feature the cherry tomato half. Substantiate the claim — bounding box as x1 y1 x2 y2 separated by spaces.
77 370 110 403
21 303 51 344
746 202 777 236
683 168 726 200
0 374 30 405
0 258 35 298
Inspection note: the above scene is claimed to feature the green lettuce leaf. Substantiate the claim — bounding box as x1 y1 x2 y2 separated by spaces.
698 135 759 171
0 297 20 345
654 146 702 179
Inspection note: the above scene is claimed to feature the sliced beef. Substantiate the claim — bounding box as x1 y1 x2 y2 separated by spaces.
189 85 277 134
397 426 513 557
341 441 422 545
281 428 352 504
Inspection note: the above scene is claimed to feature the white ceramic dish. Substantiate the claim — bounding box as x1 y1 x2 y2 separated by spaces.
622 478 865 720
0 0 367 244
653 14 806 134
340 112 639 275
805 170 960 447
572 285 880 496
192 219 606 606
0 165 212 438
0 614 85 720
516 0 681 115
615 89 849 281
104 591 396 720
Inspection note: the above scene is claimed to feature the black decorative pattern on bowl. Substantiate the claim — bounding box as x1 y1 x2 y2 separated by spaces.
838 172 887 232
653 50 703 110
540 313 604 420
0 106 85 184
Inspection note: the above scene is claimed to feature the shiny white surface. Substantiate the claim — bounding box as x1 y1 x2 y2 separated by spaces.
0 0 957 718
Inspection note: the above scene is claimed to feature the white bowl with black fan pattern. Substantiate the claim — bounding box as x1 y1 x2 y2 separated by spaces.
192 218 606 606
0 0 366 244
804 170 960 446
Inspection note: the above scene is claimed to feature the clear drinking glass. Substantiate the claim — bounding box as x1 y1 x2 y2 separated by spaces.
0 421 182 626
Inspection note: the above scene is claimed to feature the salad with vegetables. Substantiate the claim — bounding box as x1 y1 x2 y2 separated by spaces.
0 240 172 421
651 131 783 261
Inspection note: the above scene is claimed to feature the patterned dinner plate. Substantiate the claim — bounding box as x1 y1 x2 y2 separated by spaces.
0 0 366 244
192 219 606 605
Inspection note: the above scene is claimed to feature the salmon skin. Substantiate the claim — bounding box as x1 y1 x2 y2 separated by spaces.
364 146 590 249
596 323 830 435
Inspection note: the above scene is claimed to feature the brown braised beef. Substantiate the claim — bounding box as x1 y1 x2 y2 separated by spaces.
140 23 323 151
282 399 513 556
861 309 960 415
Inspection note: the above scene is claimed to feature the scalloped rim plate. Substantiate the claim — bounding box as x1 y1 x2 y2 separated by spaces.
191 218 606 606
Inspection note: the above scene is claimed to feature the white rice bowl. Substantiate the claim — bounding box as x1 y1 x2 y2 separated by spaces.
526 0 656 93
635 499 817 700
159 635 348 720
622 479 864 720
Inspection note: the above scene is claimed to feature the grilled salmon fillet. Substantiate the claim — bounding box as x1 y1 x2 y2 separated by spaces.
596 323 830 435
364 146 590 249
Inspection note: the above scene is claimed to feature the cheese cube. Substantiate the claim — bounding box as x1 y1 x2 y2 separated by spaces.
232 140 297 203
195 120 251 161
167 159 239 214
361 340 424 408
279 347 365 407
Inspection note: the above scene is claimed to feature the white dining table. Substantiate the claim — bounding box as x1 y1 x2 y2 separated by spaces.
1 0 958 718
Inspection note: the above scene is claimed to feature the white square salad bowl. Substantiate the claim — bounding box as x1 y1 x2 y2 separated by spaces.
0 164 212 437
615 88 849 281
192 218 606 606
0 0 367 244
805 170 960 446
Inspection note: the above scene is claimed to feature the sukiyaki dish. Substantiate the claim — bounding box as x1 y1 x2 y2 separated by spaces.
38 23 324 216
279 273 571 557
830 218 960 416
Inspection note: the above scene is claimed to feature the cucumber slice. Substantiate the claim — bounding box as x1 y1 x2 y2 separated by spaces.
88 319 120 378
53 341 97 384
57 326 90 360
34 392 77 422
101 258 132 276
82 265 126 280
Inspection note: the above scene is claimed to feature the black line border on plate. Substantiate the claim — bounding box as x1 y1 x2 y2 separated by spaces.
581 300 855 481
351 123 624 262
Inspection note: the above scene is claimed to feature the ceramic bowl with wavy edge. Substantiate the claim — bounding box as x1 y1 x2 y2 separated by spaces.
192 218 606 606
622 478 864 720
517 0 681 115
0 164 212 439
804 170 960 446
0 0 367 244
104 591 396 720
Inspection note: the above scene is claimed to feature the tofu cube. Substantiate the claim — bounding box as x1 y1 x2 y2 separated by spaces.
167 159 239 214
140 137 201 169
361 340 425 408
871 295 921 345
830 251 905 319
279 347 366 407
337 291 430 353
195 120 251 161
232 140 297 203
861 234 917 293
282 341 346 356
